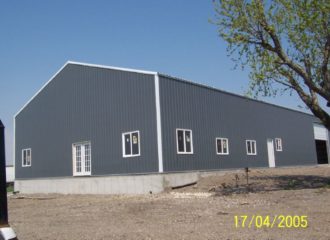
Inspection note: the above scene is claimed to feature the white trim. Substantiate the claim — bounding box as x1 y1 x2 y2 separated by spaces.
313 123 328 140
14 62 70 117
246 140 257 155
313 123 330 164
72 144 76 176
275 138 283 151
14 61 157 117
13 116 16 174
216 137 229 155
72 141 92 176
122 130 141 158
22 148 32 167
67 61 157 75
154 74 164 173
176 128 194 154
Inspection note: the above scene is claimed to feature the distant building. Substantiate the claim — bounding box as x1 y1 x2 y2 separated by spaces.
6 165 14 183
14 61 330 194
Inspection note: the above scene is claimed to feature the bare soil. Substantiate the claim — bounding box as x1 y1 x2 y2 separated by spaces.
8 165 330 240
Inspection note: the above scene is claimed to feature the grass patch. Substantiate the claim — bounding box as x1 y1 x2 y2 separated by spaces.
325 183 330 189
6 183 14 193
284 179 300 190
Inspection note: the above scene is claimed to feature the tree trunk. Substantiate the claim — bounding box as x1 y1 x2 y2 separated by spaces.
309 106 330 131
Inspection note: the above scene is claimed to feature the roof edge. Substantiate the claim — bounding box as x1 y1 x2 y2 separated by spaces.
66 61 157 75
14 61 158 118
14 61 71 117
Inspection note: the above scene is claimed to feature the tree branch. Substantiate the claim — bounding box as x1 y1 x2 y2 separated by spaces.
273 78 294 89
279 67 330 128
246 39 275 51
256 6 330 100
321 34 330 91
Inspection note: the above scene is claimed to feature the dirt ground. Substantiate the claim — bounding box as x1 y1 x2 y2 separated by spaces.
8 165 330 240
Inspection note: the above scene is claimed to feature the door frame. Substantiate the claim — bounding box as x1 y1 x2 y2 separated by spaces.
72 141 92 176
313 123 330 164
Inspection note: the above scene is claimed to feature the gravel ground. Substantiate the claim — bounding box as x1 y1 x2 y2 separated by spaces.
8 165 330 240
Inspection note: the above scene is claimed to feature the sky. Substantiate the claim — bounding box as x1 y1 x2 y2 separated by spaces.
0 0 312 165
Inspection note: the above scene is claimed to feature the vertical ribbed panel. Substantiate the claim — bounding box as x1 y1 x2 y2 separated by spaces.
159 75 317 172
15 65 319 179
15 64 158 179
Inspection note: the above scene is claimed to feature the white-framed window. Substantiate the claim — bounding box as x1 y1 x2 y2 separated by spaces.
216 138 229 155
246 140 257 155
176 129 193 154
22 148 32 167
72 141 91 176
275 138 283 151
122 130 140 157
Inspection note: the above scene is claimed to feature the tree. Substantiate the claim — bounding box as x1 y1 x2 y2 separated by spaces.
213 0 330 130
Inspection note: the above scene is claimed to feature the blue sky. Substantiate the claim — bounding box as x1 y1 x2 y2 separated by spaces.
0 1 309 164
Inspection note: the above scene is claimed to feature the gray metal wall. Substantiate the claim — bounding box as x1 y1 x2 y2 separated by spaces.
15 64 159 179
159 75 318 172
16 64 319 179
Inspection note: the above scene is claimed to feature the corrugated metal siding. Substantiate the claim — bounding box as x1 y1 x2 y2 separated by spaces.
313 123 328 140
159 76 317 172
15 64 158 179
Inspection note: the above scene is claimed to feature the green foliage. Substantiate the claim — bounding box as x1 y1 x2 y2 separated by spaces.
7 184 14 193
325 179 330 188
213 0 330 129
285 179 299 190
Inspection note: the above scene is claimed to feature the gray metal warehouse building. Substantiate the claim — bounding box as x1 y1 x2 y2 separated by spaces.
14 61 330 194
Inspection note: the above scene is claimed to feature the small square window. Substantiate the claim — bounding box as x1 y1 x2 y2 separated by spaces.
216 138 229 155
246 140 257 155
176 129 193 154
22 148 32 167
275 138 283 151
122 131 140 157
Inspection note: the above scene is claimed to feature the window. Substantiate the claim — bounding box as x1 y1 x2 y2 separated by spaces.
216 138 229 155
176 129 193 154
246 140 257 155
72 142 91 176
122 131 140 157
22 148 32 167
275 138 282 151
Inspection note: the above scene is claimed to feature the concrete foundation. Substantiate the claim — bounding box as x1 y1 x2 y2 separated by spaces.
15 172 200 195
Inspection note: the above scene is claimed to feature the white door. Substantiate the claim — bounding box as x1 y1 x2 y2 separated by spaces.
73 142 91 176
267 139 276 168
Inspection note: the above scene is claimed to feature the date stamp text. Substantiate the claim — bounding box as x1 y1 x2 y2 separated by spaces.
234 215 308 228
